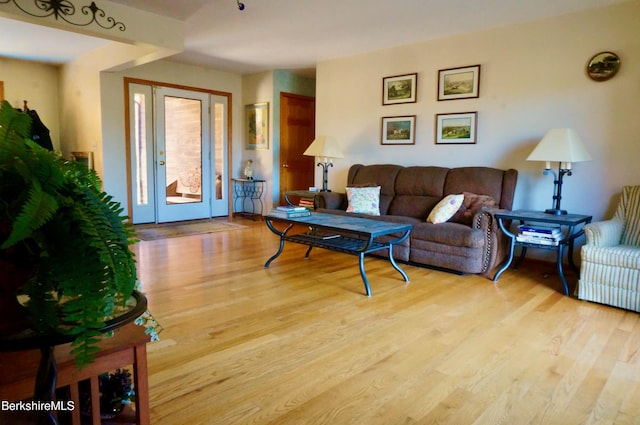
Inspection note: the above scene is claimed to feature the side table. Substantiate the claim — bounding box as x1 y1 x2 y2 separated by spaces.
232 178 266 220
493 210 592 295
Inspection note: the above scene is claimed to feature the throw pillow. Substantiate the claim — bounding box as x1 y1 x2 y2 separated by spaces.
346 186 381 216
450 192 497 225
427 194 464 224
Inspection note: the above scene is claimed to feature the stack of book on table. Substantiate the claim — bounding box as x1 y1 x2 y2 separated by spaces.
516 224 562 246
268 205 311 218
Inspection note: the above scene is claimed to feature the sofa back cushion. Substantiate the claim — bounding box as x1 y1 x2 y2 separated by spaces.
348 164 402 215
388 166 449 218
444 167 518 210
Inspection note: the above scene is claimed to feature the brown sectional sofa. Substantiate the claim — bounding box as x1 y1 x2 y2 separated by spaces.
315 164 518 277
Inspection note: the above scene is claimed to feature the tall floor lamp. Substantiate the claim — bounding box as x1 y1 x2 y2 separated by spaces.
526 128 592 215
303 136 343 192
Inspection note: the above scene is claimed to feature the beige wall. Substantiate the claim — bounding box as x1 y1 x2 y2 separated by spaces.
316 1 640 221
0 57 59 149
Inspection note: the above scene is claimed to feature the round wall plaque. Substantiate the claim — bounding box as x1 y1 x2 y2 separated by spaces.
586 51 620 82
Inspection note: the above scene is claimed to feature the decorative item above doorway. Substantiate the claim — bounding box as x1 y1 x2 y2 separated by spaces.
245 102 269 150
0 0 126 31
437 65 481 101
586 51 620 82
382 73 417 105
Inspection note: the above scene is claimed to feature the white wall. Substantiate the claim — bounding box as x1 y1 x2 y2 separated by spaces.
0 57 59 149
241 71 274 212
316 2 640 222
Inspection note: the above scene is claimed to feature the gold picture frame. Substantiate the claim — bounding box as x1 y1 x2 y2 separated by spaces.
71 151 94 170
245 102 269 150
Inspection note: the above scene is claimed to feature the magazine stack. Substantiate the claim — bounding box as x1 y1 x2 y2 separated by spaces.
268 205 311 219
516 224 562 246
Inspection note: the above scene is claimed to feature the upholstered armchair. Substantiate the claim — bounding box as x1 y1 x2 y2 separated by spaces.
578 185 640 312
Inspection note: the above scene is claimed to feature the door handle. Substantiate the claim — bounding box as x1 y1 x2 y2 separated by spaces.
159 160 165 165
282 164 288 168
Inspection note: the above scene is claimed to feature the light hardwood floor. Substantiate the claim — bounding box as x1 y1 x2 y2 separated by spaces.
134 219 640 425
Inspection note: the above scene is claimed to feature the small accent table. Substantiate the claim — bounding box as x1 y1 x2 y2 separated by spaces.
492 210 592 295
232 178 266 220
264 212 412 296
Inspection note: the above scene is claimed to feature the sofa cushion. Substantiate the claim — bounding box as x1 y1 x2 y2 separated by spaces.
346 186 381 215
388 166 449 218
348 164 402 215
427 194 464 224
444 167 507 208
412 221 486 248
450 192 497 225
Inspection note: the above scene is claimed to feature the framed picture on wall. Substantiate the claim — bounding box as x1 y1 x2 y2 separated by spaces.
245 102 269 149
381 115 416 145
71 151 95 170
437 65 481 101
435 112 477 145
382 73 417 105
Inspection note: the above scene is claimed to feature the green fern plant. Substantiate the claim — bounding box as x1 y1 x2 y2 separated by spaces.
0 100 138 367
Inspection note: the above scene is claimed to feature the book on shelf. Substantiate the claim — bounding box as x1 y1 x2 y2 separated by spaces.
268 209 311 219
306 230 341 240
518 224 562 236
298 198 315 208
515 234 559 246
276 205 309 212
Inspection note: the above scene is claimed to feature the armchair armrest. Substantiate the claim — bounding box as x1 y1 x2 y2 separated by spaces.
315 192 347 210
584 218 623 247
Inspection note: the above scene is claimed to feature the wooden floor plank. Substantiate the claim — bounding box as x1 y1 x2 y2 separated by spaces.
132 218 638 424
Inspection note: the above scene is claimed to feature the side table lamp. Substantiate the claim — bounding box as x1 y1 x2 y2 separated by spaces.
303 135 343 192
526 128 592 215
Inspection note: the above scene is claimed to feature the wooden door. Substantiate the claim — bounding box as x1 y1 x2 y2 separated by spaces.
279 92 316 205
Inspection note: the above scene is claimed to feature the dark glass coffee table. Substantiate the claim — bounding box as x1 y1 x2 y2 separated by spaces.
264 212 412 296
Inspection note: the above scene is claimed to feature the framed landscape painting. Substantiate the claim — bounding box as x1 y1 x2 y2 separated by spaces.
245 102 269 149
381 115 416 145
382 73 417 105
435 112 477 145
438 65 480 101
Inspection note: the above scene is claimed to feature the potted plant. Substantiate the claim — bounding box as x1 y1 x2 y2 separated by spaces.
79 368 135 419
0 100 151 366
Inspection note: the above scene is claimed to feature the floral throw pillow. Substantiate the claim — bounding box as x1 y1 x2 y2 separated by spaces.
427 194 464 224
346 186 381 216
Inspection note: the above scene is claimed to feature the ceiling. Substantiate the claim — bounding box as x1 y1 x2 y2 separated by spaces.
0 0 634 74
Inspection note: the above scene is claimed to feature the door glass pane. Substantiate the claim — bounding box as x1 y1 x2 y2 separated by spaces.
133 93 148 205
214 103 224 201
164 96 202 205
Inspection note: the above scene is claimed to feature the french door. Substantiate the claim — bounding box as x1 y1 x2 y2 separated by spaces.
128 83 229 224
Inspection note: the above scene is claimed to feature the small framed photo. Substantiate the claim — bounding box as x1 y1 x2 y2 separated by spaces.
71 151 94 170
437 65 481 101
245 102 269 150
381 115 416 145
382 73 417 105
435 112 477 145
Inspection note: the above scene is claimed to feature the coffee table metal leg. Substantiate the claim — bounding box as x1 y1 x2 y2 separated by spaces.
358 252 372 297
264 221 294 268
388 246 409 283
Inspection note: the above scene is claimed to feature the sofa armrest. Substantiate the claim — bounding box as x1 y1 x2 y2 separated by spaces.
584 218 623 247
315 192 347 210
472 207 510 277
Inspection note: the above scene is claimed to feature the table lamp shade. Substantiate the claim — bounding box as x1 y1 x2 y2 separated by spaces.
303 136 343 159
526 128 592 164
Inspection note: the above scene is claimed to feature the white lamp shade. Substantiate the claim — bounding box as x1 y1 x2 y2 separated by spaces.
303 135 343 159
526 128 592 163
